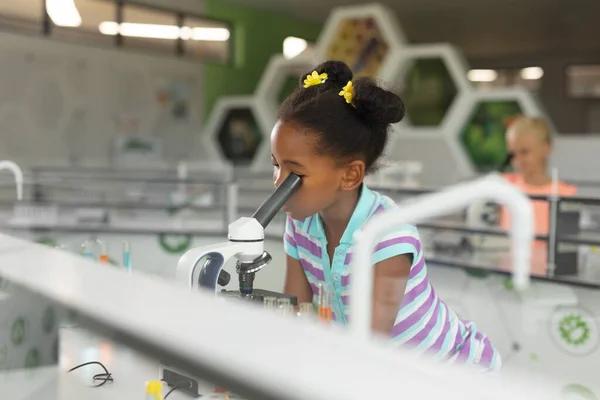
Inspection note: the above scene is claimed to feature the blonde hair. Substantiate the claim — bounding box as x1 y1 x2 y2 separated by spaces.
507 116 552 145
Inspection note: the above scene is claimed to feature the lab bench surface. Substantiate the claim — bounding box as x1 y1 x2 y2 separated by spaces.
12 327 239 400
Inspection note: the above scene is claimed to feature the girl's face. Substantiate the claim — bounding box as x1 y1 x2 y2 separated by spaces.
270 121 349 221
506 128 551 176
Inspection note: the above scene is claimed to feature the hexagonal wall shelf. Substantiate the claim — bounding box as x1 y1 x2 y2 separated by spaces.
315 3 406 80
450 88 551 172
199 96 276 172
386 126 474 186
379 43 473 135
254 54 316 116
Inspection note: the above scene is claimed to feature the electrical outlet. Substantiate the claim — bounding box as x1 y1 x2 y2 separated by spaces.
161 367 201 397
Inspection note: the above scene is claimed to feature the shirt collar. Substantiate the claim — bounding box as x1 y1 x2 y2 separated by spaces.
297 184 378 244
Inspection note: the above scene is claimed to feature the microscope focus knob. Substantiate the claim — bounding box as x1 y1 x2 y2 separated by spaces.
218 270 231 287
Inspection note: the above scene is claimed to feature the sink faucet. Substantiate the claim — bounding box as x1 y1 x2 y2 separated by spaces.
0 161 23 200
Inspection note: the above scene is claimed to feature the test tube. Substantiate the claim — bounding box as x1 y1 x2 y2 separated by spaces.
298 302 313 319
318 283 332 323
263 296 277 311
122 241 132 272
97 239 109 264
277 298 293 318
81 240 95 260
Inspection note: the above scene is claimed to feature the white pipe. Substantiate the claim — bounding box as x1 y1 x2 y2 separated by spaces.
177 160 188 197
0 161 23 201
351 174 534 342
227 182 238 224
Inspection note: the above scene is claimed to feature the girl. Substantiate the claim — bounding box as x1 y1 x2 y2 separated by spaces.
501 117 576 276
271 61 500 371
502 116 577 233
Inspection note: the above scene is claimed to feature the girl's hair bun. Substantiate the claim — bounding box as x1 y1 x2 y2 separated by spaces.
353 77 405 125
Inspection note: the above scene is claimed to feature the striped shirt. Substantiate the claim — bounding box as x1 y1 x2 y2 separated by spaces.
284 184 500 371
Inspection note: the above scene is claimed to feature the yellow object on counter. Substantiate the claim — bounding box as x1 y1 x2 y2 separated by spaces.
146 380 163 400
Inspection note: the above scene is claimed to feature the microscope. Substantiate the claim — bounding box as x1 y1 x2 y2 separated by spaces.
162 173 302 396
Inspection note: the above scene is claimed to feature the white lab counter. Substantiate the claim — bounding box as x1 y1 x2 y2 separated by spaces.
60 327 228 399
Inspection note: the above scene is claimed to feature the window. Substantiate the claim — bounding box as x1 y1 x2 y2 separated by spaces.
119 3 178 54
51 0 116 46
0 0 43 35
181 16 231 63
566 65 600 98
0 0 232 63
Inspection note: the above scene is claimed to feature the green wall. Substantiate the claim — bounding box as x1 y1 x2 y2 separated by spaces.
202 0 321 118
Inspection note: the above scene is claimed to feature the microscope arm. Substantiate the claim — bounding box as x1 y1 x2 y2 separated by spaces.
176 241 250 293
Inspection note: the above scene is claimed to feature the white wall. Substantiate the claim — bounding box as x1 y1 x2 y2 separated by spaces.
0 30 205 167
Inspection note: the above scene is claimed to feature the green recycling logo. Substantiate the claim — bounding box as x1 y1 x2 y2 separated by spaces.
42 307 56 334
560 315 590 346
11 317 28 346
158 233 192 254
24 348 40 368
550 306 599 357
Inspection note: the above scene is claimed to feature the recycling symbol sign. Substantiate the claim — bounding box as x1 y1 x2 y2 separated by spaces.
11 317 28 346
560 315 590 346
550 306 599 357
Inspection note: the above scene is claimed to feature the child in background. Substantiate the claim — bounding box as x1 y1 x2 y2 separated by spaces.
501 117 577 275
272 61 500 371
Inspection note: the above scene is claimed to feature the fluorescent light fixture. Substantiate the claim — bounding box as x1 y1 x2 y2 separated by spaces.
98 22 230 41
520 66 544 80
467 69 498 82
283 36 308 59
46 0 82 27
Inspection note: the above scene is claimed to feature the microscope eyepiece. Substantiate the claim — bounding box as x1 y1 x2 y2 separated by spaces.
252 173 301 228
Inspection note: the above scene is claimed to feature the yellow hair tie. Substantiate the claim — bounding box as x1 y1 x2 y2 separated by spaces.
339 81 354 106
303 71 328 88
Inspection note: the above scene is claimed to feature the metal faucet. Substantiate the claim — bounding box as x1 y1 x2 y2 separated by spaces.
0 161 23 200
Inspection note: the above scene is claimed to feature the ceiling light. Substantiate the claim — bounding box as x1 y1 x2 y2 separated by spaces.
191 27 230 41
520 66 544 80
283 36 308 59
98 22 230 41
467 69 498 82
46 0 82 27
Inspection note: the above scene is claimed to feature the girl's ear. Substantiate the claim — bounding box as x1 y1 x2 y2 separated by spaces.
341 160 365 191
